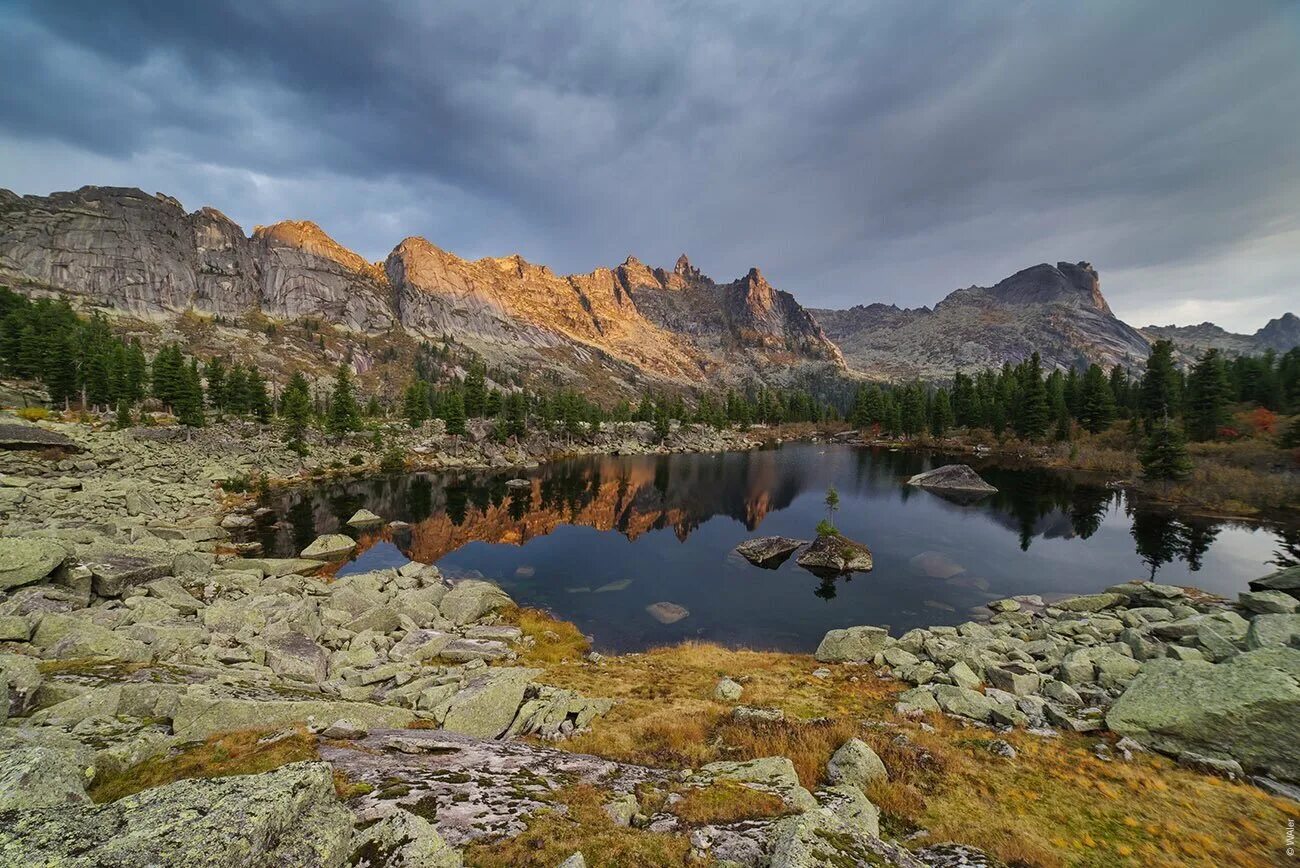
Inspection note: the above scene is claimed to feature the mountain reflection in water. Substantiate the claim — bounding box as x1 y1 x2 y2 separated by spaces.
261 444 1292 652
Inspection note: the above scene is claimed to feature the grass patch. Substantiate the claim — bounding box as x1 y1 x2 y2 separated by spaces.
500 606 591 665
89 727 318 803
462 784 690 868
517 610 1299 867
667 780 790 825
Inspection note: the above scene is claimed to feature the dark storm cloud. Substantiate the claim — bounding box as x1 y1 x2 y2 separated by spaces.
1 0 1297 330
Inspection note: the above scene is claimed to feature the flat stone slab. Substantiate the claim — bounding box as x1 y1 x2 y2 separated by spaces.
320 728 670 846
734 536 807 568
300 534 356 559
0 423 81 452
906 464 998 498
223 557 327 576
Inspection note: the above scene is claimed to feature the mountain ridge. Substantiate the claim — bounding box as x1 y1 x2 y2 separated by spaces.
1 186 1295 390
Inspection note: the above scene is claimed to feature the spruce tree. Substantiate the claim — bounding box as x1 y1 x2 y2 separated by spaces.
442 391 467 440
1013 353 1050 440
325 364 361 436
1140 417 1194 481
930 388 954 437
246 367 271 423
653 400 671 441
463 363 487 418
204 357 227 414
403 380 431 428
1185 348 1232 441
175 363 205 427
280 371 313 455
504 391 527 441
1079 363 1116 433
1140 339 1180 428
114 399 133 430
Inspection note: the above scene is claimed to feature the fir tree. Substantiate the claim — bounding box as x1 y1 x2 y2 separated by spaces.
175 362 205 427
114 399 133 430
463 363 487 417
503 391 527 441
324 363 361 436
442 391 467 440
1140 417 1194 481
1140 339 1180 428
1013 353 1050 440
246 367 271 423
653 400 671 442
1184 348 1232 441
403 380 431 428
930 388 953 437
1079 363 1116 433
280 373 313 454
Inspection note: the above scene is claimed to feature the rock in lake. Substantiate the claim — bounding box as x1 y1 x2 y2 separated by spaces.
796 533 873 575
734 536 807 568
300 533 356 559
505 478 532 490
346 508 383 527
906 464 998 499
646 601 690 624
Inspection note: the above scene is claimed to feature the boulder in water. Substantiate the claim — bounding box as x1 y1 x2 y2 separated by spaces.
906 464 998 499
346 508 383 527
300 533 356 559
646 601 690 624
734 536 807 568
797 533 873 576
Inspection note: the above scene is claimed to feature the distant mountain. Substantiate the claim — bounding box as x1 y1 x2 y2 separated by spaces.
0 186 843 390
812 262 1154 380
1143 313 1300 357
1 186 1293 391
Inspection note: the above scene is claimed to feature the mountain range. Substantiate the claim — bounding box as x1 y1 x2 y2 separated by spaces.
0 186 1295 392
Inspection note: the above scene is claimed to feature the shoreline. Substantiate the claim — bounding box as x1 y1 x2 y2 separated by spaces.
2 414 1299 866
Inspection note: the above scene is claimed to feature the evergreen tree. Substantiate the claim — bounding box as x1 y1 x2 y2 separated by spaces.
653 400 671 441
114 399 133 430
280 371 313 454
225 364 250 416
324 363 361 436
951 371 976 427
441 391 467 438
1184 348 1232 441
1140 339 1180 428
1140 417 1194 482
403 380 431 428
204 357 227 414
930 388 954 437
246 367 271 422
1079 363 1117 433
175 362 205 427
463 363 487 417
1013 353 1050 440
44 332 79 408
899 384 926 438
503 391 528 441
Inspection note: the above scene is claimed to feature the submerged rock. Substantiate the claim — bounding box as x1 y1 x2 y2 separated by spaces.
906 464 998 498
645 601 690 624
734 536 807 568
796 533 873 575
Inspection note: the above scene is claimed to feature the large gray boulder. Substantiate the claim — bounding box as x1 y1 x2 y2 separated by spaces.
734 536 807 568
815 625 891 663
796 533 873 575
438 580 512 625
906 464 997 496
301 534 357 559
348 809 462 867
0 761 354 867
437 667 538 739
0 741 94 810
826 738 889 790
0 537 70 591
1249 566 1300 598
172 685 420 741
1106 647 1300 782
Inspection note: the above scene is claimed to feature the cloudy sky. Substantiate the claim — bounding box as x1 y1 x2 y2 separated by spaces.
1 1 1297 331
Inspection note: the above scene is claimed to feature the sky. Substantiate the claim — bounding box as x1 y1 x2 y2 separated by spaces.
1 1 1297 332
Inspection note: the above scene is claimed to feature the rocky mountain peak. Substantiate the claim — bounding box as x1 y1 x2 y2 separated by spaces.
253 220 373 276
673 254 705 283
1255 312 1300 350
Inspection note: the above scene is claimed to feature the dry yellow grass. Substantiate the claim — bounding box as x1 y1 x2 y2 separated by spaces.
90 727 318 803
665 780 790 825
518 610 1300 868
462 784 691 868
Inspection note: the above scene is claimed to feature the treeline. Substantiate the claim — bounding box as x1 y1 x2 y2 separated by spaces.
846 341 1300 478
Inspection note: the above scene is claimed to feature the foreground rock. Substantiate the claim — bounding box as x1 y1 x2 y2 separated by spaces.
0 762 355 867
796 532 873 575
734 536 807 568
1106 647 1300 783
0 422 80 452
906 464 998 499
0 537 70 591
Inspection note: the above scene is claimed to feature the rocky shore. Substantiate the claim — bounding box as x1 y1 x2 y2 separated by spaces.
1 414 1298 866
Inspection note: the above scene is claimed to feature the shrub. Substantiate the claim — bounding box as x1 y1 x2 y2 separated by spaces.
348 453 364 467
15 406 50 422
815 519 839 537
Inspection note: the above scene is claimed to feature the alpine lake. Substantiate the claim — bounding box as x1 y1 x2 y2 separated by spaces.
256 443 1296 653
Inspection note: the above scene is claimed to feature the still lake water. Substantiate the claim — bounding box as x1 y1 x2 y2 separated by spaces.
260 444 1295 653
